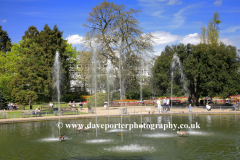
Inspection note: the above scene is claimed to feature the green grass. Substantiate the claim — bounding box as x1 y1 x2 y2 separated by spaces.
7 111 22 118
6 109 88 119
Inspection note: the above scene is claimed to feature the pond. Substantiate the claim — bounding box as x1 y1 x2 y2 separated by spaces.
1 114 240 159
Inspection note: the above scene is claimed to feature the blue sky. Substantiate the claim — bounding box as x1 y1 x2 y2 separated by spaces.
1 0 240 55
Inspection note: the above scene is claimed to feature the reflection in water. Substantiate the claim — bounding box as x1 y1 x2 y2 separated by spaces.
189 115 193 124
157 116 162 124
1 115 240 159
206 115 212 127
164 116 170 123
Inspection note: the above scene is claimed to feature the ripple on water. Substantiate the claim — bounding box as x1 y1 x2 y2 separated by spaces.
105 129 128 133
40 137 70 142
86 139 113 144
104 144 155 152
142 133 175 138
187 131 210 136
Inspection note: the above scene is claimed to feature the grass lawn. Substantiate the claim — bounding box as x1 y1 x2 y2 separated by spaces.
5 109 88 119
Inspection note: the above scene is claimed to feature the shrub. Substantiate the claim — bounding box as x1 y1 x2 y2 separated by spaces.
87 92 107 107
0 91 7 109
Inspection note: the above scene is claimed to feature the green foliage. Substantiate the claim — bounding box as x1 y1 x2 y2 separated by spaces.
152 43 240 106
7 25 76 104
142 86 152 99
0 91 7 109
207 12 221 45
152 44 186 97
87 92 107 107
110 91 120 102
0 48 23 99
0 26 12 53
61 94 82 102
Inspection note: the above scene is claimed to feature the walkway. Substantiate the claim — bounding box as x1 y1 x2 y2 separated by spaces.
0 105 239 124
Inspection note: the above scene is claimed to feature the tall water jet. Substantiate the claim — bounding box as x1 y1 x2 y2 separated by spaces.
92 47 98 138
119 42 123 143
171 53 186 128
53 51 61 135
106 59 114 124
140 54 143 132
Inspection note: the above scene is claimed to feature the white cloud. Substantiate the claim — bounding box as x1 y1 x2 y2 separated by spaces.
214 0 222 5
221 25 240 33
65 34 84 45
169 4 198 29
179 33 200 45
152 31 179 45
219 38 234 46
167 0 182 5
1 19 6 23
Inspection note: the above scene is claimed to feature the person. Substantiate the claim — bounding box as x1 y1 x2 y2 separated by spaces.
157 99 162 112
72 101 76 107
206 103 211 111
166 98 170 111
10 102 14 111
79 101 83 110
104 100 108 108
163 97 167 110
69 101 72 107
49 102 53 108
8 103 12 111
189 104 192 112
35 106 41 117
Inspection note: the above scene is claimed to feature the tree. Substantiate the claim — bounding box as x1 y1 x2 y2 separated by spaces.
200 26 206 44
207 12 221 45
0 91 7 109
152 44 187 97
0 43 23 99
0 26 12 53
78 50 92 94
183 43 240 105
8 25 75 104
83 1 155 99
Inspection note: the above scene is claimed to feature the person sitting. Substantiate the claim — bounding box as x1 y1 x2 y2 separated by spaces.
35 106 41 117
49 102 53 108
206 103 211 111
10 102 14 111
69 101 72 107
72 101 76 107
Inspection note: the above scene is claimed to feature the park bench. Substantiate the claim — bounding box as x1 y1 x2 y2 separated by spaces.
0 111 8 119
88 106 96 114
22 111 34 118
41 109 54 115
16 104 25 110
22 110 42 118
60 109 78 116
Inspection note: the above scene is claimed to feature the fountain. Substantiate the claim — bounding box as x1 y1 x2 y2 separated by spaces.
92 47 98 138
1 115 238 159
52 51 61 135
170 53 187 128
106 59 114 124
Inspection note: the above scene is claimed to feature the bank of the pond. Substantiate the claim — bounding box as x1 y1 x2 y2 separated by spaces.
0 106 240 124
